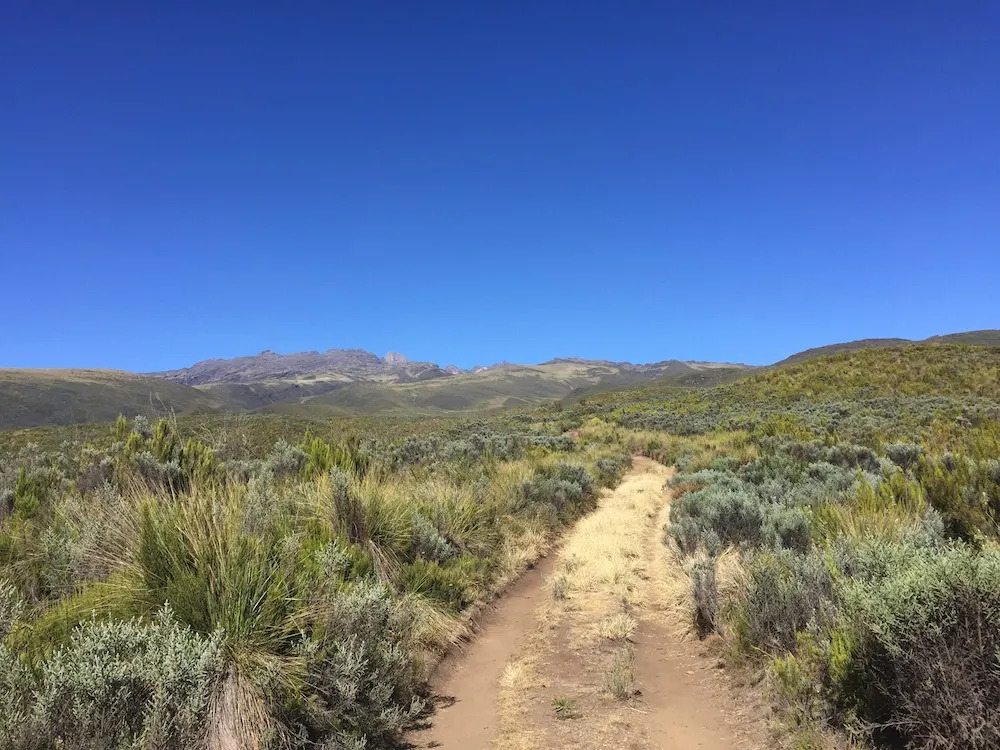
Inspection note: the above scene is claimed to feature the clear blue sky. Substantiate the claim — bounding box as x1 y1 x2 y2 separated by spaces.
2 1 997 370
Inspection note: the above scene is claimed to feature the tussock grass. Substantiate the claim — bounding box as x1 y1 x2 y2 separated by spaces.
597 611 637 641
603 644 636 700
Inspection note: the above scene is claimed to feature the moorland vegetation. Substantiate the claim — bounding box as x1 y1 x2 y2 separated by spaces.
0 343 998 748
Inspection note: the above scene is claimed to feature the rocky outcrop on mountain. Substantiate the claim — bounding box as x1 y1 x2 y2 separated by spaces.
151 348 445 385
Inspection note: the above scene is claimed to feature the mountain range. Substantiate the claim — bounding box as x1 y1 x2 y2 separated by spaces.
0 330 997 430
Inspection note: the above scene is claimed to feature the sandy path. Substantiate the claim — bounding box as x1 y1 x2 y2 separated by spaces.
405 554 557 749
631 478 748 749
495 457 769 749
409 458 769 749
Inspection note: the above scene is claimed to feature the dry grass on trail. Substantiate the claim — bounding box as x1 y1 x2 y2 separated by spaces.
496 457 670 750
496 457 772 750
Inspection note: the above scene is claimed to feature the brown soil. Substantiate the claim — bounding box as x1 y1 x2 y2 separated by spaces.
409 458 772 749
405 553 558 749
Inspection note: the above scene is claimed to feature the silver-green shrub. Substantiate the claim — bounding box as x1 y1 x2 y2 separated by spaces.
884 441 923 472
296 583 424 747
842 544 1000 749
736 549 835 653
24 605 222 749
691 558 718 637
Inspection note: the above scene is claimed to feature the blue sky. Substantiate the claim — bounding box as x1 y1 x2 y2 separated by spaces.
2 1 997 370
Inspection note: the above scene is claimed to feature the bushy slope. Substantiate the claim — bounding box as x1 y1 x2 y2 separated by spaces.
773 338 911 366
572 345 1000 439
0 369 228 429
727 344 1000 402
774 329 1000 366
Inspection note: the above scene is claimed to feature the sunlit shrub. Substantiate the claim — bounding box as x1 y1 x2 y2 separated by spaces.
23 606 222 749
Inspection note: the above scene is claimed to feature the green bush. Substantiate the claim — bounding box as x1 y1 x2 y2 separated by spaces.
296 583 424 747
670 487 765 548
691 558 718 637
733 549 835 655
410 513 457 563
3 606 223 750
668 517 701 555
840 544 1000 749
0 578 23 639
520 462 596 523
397 556 489 611
884 441 923 471
594 454 631 487
763 505 812 553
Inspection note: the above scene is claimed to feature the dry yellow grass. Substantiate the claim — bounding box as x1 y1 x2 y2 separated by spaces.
496 458 676 749
597 612 637 641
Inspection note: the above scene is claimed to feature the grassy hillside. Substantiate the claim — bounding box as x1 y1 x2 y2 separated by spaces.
925 329 1000 346
774 329 1000 366
196 377 350 410
2 336 995 430
0 369 228 430
773 337 910 366
267 362 657 417
2 343 999 748
566 344 1000 440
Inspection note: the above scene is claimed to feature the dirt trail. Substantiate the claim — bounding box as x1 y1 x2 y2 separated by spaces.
405 554 557 749
630 470 759 749
410 458 769 749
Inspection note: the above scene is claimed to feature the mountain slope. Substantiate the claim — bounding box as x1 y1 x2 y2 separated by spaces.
261 359 756 417
925 330 1000 346
152 348 448 385
577 344 1000 439
4 332 995 430
0 369 228 430
774 330 1000 366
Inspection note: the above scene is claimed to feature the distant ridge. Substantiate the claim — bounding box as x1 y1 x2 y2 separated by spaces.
150 348 445 385
774 330 1000 367
0 369 226 430
1 330 996 430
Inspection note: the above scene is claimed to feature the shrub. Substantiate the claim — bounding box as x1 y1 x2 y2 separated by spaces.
0 579 23 639
296 583 424 747
691 558 718 637
0 642 34 748
734 549 835 655
884 442 923 472
552 697 579 720
398 558 475 612
603 645 635 700
263 439 307 478
841 545 1000 749
988 460 1000 485
668 517 701 556
20 606 222 749
520 462 596 523
671 487 765 548
410 513 456 563
703 530 723 558
594 454 630 487
768 632 830 742
764 505 812 553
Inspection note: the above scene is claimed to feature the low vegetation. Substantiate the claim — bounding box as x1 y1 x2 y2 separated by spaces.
561 344 1000 749
0 414 629 748
2 341 998 749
